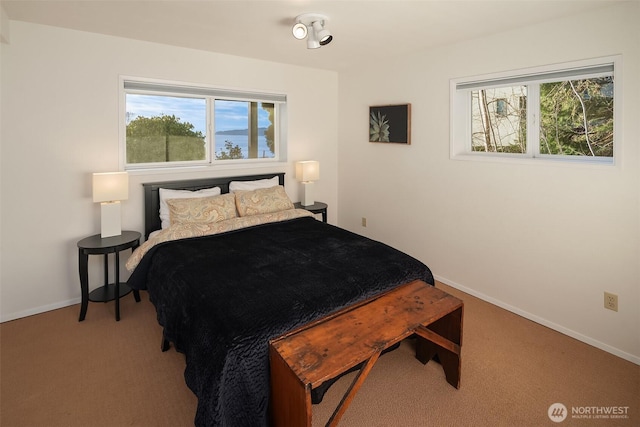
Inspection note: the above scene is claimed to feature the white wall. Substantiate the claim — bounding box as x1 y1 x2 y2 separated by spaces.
0 6 6 322
337 2 640 363
0 21 338 321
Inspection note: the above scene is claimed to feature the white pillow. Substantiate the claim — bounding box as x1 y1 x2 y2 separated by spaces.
159 187 221 229
229 176 279 192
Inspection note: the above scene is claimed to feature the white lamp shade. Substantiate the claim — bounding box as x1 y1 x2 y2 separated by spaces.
295 161 320 182
93 172 129 203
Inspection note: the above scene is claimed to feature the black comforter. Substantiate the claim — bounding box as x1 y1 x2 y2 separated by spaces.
127 216 433 426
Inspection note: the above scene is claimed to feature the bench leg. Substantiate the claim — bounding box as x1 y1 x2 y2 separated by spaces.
415 306 463 389
326 350 382 427
270 346 312 427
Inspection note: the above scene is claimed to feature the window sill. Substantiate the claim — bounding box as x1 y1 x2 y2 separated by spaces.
450 152 616 168
124 161 290 177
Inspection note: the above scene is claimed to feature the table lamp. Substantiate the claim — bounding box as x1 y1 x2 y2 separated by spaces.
295 161 319 206
93 172 129 238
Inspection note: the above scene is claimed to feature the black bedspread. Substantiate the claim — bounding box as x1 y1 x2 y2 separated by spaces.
127 216 433 426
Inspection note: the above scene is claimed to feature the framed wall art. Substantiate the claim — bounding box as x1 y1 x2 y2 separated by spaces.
369 104 411 144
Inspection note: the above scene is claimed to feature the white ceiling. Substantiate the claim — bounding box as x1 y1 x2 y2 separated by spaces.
1 0 622 71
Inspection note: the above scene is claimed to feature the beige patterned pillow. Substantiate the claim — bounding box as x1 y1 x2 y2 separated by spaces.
234 185 294 217
159 186 221 229
167 193 237 226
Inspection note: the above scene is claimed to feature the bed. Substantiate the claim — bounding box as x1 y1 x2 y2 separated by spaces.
126 172 434 427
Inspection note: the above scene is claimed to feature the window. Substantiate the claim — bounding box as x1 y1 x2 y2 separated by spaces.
121 79 286 169
451 57 618 165
495 98 508 117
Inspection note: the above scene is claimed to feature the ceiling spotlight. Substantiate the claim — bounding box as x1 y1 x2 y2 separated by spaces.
292 13 333 49
306 28 320 49
292 23 307 40
312 20 332 46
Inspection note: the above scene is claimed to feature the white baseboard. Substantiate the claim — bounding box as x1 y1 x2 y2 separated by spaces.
434 275 640 366
1 297 81 323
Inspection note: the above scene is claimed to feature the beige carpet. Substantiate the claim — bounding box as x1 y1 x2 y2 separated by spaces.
1 282 638 426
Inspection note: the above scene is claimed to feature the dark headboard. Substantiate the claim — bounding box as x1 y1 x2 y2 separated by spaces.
142 172 285 239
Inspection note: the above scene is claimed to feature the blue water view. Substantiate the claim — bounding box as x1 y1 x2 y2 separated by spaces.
215 134 274 159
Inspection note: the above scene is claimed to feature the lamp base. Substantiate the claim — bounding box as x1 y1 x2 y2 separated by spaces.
101 201 122 238
301 182 315 206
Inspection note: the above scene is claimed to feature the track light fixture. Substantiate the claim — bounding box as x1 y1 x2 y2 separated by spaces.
292 13 333 49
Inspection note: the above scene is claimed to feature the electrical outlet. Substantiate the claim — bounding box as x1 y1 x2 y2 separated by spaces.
361 217 367 227
604 292 618 312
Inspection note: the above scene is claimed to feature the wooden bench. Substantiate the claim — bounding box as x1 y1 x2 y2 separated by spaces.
269 280 463 427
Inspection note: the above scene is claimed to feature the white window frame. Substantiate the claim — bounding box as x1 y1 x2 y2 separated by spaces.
119 77 287 170
450 56 621 166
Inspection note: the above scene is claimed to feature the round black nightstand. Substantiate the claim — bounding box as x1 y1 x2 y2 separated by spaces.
294 201 328 223
77 231 141 321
